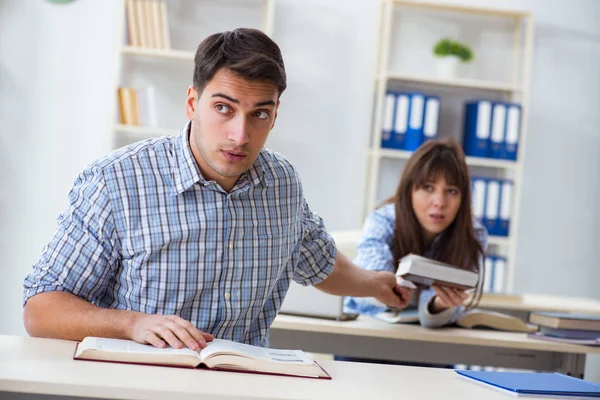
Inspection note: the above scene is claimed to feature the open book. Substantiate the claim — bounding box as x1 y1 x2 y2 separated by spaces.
396 254 479 289
74 337 330 379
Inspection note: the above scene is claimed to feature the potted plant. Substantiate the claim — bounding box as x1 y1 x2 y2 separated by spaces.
433 38 473 79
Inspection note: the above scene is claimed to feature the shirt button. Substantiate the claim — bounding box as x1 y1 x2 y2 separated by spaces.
229 242 233 250
224 292 231 299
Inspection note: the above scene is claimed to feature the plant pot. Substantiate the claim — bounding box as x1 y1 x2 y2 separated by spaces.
435 56 460 80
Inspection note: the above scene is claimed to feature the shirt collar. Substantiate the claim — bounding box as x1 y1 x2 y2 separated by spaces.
172 121 273 196
172 121 202 196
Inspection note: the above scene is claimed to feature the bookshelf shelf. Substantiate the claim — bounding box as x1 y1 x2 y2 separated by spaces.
371 149 518 170
120 46 194 61
385 73 522 93
114 123 179 138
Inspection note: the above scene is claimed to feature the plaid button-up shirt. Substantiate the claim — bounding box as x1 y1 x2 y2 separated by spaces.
24 122 336 346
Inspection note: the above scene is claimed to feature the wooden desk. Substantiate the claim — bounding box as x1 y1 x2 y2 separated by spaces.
0 335 555 400
270 314 600 379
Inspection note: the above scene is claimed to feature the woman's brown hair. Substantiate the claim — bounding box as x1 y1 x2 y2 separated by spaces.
384 138 485 308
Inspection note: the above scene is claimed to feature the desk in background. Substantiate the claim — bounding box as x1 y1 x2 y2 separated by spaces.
270 314 600 379
0 335 558 400
478 293 600 318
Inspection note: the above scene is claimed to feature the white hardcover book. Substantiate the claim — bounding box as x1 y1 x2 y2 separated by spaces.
396 254 479 289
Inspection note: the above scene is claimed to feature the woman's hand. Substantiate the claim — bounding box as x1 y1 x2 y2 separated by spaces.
429 285 469 314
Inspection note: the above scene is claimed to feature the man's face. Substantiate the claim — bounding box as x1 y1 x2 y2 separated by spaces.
185 68 280 191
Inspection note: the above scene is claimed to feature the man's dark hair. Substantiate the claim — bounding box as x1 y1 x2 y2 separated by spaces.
193 28 287 97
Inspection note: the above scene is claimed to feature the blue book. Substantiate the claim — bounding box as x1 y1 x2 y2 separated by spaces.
456 370 600 397
463 100 491 158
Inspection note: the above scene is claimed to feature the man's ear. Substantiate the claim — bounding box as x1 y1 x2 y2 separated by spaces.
185 86 199 120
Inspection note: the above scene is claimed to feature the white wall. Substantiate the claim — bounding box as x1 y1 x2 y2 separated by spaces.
1 0 599 381
0 0 120 335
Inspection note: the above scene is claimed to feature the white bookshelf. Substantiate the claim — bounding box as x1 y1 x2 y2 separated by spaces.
364 0 535 293
109 0 276 150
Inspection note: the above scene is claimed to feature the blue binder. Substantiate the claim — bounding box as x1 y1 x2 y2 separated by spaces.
456 371 600 397
380 92 396 149
422 95 440 145
463 101 491 158
489 102 506 159
483 178 500 236
470 177 487 225
498 179 513 237
403 93 425 151
503 103 522 160
392 92 410 150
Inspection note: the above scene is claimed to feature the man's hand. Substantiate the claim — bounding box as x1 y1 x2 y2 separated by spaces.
372 272 414 309
430 285 469 313
129 313 214 350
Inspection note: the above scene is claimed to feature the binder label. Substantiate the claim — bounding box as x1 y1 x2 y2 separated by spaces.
409 95 424 129
506 105 521 145
395 95 409 133
476 101 491 139
423 97 440 138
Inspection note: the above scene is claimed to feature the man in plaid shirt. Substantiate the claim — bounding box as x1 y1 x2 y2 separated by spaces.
23 28 412 350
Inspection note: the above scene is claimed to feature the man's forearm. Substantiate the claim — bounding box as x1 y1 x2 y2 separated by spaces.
314 251 379 296
23 292 138 341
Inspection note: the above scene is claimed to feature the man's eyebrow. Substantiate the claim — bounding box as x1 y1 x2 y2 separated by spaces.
211 93 239 104
211 93 276 108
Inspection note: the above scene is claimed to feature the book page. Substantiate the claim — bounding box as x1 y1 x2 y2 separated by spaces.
78 337 199 358
199 339 312 364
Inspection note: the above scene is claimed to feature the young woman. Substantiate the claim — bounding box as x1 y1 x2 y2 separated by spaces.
345 138 488 327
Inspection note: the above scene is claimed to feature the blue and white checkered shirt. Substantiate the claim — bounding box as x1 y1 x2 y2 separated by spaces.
23 122 336 346
344 203 488 327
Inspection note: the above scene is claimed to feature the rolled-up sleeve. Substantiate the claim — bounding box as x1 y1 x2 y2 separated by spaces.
293 198 336 286
344 205 397 315
23 166 119 306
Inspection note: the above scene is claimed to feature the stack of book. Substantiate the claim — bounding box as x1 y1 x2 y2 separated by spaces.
117 87 157 127
125 0 171 49
528 312 600 345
